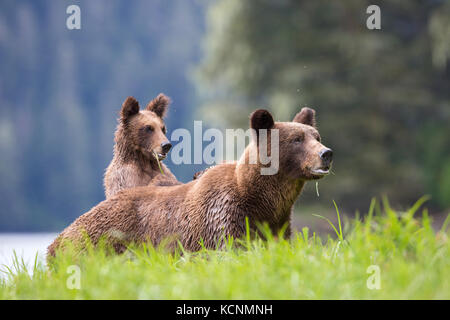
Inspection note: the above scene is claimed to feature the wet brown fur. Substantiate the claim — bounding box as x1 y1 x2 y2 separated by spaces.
49 108 331 256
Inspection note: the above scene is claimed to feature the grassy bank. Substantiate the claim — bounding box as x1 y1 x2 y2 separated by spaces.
1 197 449 299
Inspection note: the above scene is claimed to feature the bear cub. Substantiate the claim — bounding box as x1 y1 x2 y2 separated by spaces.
104 94 180 199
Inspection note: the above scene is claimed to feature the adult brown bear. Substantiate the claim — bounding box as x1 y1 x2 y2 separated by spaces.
48 107 332 256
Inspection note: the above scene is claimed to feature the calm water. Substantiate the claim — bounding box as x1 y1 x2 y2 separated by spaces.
0 233 57 276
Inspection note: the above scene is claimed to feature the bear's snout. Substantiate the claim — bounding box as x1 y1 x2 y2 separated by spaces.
319 148 333 167
161 141 172 154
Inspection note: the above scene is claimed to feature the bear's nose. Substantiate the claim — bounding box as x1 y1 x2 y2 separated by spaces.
161 141 172 154
319 148 333 165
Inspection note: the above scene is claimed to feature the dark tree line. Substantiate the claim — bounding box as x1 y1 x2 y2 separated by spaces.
195 0 450 213
0 0 206 231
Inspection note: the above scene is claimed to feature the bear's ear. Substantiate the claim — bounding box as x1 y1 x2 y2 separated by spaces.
146 93 170 118
250 109 275 131
121 96 140 122
293 107 316 127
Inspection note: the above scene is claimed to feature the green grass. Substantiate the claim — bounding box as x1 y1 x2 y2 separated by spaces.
1 197 449 299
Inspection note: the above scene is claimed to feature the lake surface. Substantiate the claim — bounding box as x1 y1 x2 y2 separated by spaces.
0 233 57 277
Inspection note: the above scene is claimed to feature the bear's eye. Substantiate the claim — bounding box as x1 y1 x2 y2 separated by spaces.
293 136 303 143
145 125 154 133
162 126 166 134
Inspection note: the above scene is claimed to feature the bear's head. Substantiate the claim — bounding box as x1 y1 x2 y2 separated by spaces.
250 108 333 180
119 94 172 161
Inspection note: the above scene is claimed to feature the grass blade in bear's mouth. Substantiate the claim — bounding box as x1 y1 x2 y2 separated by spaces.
152 151 165 174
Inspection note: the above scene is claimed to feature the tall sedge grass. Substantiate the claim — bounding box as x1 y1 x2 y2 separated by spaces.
1 197 448 299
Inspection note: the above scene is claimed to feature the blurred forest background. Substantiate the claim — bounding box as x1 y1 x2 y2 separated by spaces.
0 0 449 232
